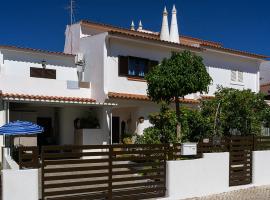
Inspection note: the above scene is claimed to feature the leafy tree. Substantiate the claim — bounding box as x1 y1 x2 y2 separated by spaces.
136 104 213 144
180 107 213 142
136 104 178 144
145 51 212 139
201 87 270 136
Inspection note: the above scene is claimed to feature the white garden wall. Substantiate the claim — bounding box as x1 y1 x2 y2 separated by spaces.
253 150 270 186
165 153 229 199
160 150 270 200
1 150 270 200
1 148 39 200
2 169 39 200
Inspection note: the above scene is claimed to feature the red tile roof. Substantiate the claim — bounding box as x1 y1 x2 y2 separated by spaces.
0 45 75 57
260 82 270 87
200 44 269 60
0 92 96 103
81 20 269 60
201 95 215 100
109 31 203 51
108 92 199 104
81 20 221 48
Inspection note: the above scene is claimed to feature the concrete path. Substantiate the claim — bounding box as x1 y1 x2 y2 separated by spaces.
186 185 270 200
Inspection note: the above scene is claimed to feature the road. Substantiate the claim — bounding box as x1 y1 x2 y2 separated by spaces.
186 185 270 200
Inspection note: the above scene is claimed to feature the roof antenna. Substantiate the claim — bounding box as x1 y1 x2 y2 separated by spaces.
66 0 76 25
65 0 77 54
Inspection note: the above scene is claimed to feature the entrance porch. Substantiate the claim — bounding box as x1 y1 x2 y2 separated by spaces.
0 98 113 149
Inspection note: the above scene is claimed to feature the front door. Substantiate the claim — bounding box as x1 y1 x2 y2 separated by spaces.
112 116 120 144
37 117 53 146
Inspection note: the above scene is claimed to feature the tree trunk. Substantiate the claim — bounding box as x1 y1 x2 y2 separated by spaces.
175 97 181 141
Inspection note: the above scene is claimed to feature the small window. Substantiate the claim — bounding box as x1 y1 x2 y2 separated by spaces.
238 71 243 82
231 70 243 83
118 56 158 78
231 70 237 82
30 67 56 79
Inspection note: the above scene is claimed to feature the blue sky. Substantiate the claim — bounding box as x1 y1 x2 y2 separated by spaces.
0 0 269 56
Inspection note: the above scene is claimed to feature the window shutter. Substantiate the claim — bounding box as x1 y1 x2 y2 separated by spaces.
231 70 237 82
238 71 243 82
30 67 42 78
118 56 128 76
30 67 56 79
44 69 56 79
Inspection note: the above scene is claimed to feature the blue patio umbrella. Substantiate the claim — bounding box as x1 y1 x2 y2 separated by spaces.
0 120 44 146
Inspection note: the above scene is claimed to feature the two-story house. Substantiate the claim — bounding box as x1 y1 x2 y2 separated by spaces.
0 6 268 147
63 6 267 144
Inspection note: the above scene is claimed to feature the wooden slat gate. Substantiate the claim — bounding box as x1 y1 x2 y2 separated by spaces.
229 136 253 186
41 144 167 200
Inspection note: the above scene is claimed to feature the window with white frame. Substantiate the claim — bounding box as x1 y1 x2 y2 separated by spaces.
231 70 243 83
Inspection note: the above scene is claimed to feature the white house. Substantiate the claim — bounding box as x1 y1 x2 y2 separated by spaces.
0 45 113 148
0 6 268 146
63 6 267 143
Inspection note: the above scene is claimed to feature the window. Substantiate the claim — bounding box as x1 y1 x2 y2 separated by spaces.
238 71 243 82
231 70 243 83
118 56 158 78
30 67 56 79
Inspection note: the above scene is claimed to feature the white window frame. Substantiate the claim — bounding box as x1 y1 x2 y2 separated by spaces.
231 70 244 86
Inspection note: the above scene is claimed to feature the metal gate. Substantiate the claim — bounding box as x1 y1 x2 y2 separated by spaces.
41 144 167 200
229 136 253 186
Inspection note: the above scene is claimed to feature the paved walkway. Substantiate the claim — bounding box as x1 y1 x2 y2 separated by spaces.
186 185 270 200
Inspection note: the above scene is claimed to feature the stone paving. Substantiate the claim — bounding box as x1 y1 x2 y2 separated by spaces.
186 185 270 200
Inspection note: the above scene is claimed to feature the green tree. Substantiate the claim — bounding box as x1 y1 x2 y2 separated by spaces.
201 87 270 136
136 105 213 144
136 104 178 144
181 107 213 142
145 51 212 138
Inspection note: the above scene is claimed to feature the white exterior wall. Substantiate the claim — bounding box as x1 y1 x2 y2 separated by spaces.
82 128 109 145
59 106 85 145
0 50 92 98
80 33 107 102
105 38 170 96
82 107 111 145
253 150 270 186
59 106 110 145
202 51 260 94
260 61 270 85
103 37 260 100
64 24 82 54
111 99 161 134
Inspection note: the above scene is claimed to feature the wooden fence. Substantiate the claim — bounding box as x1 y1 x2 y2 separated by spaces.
16 136 270 199
228 136 253 186
197 137 229 154
18 146 39 169
41 144 172 200
254 136 270 150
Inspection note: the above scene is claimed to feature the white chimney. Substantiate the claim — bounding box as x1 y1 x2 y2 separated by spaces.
137 20 143 31
130 20 135 31
170 5 180 43
160 6 170 41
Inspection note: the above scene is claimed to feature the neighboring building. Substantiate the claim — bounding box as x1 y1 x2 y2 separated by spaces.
260 61 270 100
0 45 113 147
0 6 268 146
